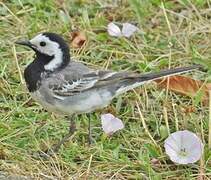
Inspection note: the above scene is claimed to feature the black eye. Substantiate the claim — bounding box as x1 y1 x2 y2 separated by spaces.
40 41 46 47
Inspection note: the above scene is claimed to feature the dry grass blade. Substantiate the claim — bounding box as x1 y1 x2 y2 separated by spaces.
135 101 158 147
13 45 24 85
209 91 211 149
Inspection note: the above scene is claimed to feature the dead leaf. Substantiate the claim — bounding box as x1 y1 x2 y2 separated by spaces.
55 0 65 9
150 17 160 28
102 106 117 116
0 148 8 160
181 106 196 114
154 75 211 103
70 31 86 48
150 158 161 167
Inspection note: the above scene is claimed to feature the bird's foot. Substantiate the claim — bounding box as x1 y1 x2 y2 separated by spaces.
32 130 76 159
32 115 77 159
32 148 56 160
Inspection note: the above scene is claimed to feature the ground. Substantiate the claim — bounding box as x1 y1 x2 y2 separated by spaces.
0 0 211 179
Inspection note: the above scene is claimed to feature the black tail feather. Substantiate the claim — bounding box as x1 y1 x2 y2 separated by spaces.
138 64 202 82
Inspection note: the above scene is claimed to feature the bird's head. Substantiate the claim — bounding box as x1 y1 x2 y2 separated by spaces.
16 32 70 71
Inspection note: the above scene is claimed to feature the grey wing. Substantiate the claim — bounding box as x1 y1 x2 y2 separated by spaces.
49 71 121 99
46 61 139 100
47 61 119 98
50 72 99 96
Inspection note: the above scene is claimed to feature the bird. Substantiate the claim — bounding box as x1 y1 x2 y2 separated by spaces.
16 32 201 154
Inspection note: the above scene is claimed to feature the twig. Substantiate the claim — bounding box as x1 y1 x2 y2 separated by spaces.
109 165 128 180
0 2 22 24
86 154 93 179
12 45 24 85
198 132 205 180
163 106 170 135
208 91 211 149
172 103 179 131
161 2 173 36
136 101 158 146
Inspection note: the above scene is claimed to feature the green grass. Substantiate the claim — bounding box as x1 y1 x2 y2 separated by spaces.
1 0 211 179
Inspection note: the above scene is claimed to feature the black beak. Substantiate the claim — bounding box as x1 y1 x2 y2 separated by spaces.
15 40 37 51
15 40 32 47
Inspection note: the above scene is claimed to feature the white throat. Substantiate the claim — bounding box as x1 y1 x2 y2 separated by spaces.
44 50 63 71
30 34 64 71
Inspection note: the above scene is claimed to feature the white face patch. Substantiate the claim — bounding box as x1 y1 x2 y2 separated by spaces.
30 34 63 71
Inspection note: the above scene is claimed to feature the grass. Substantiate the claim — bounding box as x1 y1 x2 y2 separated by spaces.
0 0 211 179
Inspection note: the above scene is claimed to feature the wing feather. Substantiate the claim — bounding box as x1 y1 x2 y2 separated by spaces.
49 71 116 98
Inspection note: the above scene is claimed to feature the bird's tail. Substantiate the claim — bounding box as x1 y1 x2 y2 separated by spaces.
115 64 202 95
137 64 202 82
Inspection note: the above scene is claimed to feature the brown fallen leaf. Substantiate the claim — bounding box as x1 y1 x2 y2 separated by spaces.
70 31 86 48
150 158 162 167
55 0 65 8
0 148 8 160
154 75 211 103
181 106 196 114
150 17 160 28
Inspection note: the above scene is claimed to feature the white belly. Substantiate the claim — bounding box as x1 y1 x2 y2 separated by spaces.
31 90 112 115
60 93 107 114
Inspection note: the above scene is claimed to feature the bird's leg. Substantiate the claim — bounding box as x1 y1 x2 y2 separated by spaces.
88 114 93 145
47 115 76 154
33 115 76 159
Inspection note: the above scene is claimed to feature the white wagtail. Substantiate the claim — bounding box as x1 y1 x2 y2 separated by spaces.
16 32 201 153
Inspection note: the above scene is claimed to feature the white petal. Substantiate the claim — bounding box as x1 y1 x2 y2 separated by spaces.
101 113 124 135
107 22 122 37
122 23 139 38
180 130 203 152
164 130 203 164
164 135 181 153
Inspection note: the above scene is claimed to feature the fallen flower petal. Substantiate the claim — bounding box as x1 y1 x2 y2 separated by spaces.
107 22 122 37
101 113 124 135
107 22 138 38
164 130 203 164
122 23 139 38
